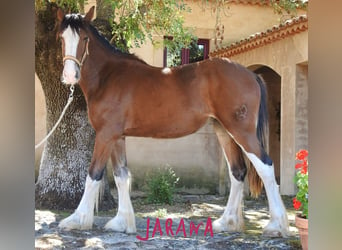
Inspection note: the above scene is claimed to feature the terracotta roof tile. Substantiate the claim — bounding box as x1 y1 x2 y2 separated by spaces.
210 15 308 58
228 0 308 8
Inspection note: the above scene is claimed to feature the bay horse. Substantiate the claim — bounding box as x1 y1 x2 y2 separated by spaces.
56 6 289 237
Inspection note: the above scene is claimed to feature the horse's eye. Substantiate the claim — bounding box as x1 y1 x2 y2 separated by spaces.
84 37 89 41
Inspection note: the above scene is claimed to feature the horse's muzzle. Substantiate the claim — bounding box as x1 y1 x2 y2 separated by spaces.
62 59 80 84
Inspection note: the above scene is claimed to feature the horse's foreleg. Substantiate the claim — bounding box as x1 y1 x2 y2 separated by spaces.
104 138 136 233
212 124 245 232
58 136 110 230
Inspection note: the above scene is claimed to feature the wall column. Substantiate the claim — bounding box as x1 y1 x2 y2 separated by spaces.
280 66 296 195
295 63 309 152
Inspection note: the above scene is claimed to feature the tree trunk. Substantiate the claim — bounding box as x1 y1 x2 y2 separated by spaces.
35 2 114 210
92 0 114 42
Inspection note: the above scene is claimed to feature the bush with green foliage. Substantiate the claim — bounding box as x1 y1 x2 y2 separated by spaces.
146 166 179 205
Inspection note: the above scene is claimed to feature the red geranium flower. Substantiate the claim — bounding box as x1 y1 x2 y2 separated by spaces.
294 149 308 218
293 197 302 210
296 149 308 161
295 163 303 169
301 160 308 174
296 160 308 174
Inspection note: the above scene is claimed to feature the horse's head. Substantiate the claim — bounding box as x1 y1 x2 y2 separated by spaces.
57 6 95 85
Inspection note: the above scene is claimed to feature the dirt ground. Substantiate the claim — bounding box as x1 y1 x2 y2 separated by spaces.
35 193 302 249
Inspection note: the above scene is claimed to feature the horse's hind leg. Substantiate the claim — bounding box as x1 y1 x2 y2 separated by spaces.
104 137 136 233
59 135 111 230
212 122 245 232
232 132 289 237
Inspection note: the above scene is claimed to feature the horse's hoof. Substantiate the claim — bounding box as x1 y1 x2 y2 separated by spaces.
212 218 228 232
212 216 243 233
104 215 136 234
58 211 93 230
263 228 287 238
263 219 289 238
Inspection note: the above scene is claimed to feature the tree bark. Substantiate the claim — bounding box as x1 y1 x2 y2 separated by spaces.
35 2 114 210
92 0 114 42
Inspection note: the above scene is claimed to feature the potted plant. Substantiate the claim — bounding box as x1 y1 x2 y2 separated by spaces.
293 149 308 250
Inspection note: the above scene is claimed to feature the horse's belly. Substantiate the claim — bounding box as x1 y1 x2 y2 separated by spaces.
123 115 208 139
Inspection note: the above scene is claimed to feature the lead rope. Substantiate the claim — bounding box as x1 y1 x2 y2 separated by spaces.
35 85 75 150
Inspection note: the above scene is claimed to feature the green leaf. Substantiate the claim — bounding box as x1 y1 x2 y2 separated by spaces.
107 0 195 51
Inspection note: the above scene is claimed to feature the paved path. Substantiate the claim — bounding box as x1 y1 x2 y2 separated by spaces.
35 194 302 249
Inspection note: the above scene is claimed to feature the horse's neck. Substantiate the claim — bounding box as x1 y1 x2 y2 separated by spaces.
87 39 112 67
79 35 118 99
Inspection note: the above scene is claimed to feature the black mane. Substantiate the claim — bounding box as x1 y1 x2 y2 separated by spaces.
87 24 124 54
60 14 146 64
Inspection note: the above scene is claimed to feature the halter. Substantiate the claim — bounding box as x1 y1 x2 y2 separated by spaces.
63 37 89 68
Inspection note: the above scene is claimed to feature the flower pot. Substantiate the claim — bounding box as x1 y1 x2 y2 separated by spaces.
295 215 308 250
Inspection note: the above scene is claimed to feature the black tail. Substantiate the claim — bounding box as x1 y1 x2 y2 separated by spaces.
246 74 269 198
256 74 269 154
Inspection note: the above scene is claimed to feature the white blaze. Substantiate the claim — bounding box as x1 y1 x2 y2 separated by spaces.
62 25 80 84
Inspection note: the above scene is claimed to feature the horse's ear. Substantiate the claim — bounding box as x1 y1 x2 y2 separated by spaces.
84 6 95 22
57 8 64 22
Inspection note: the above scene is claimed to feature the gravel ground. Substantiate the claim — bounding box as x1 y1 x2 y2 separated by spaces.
35 194 302 249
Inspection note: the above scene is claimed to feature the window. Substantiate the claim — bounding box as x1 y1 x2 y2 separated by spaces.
163 37 209 67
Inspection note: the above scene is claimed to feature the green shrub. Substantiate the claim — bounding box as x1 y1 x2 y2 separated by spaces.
146 166 179 205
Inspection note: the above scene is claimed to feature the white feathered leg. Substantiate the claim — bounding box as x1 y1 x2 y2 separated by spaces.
59 175 101 230
104 167 136 233
245 152 289 237
213 163 244 232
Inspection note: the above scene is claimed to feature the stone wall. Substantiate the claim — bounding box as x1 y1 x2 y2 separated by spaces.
295 64 308 152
